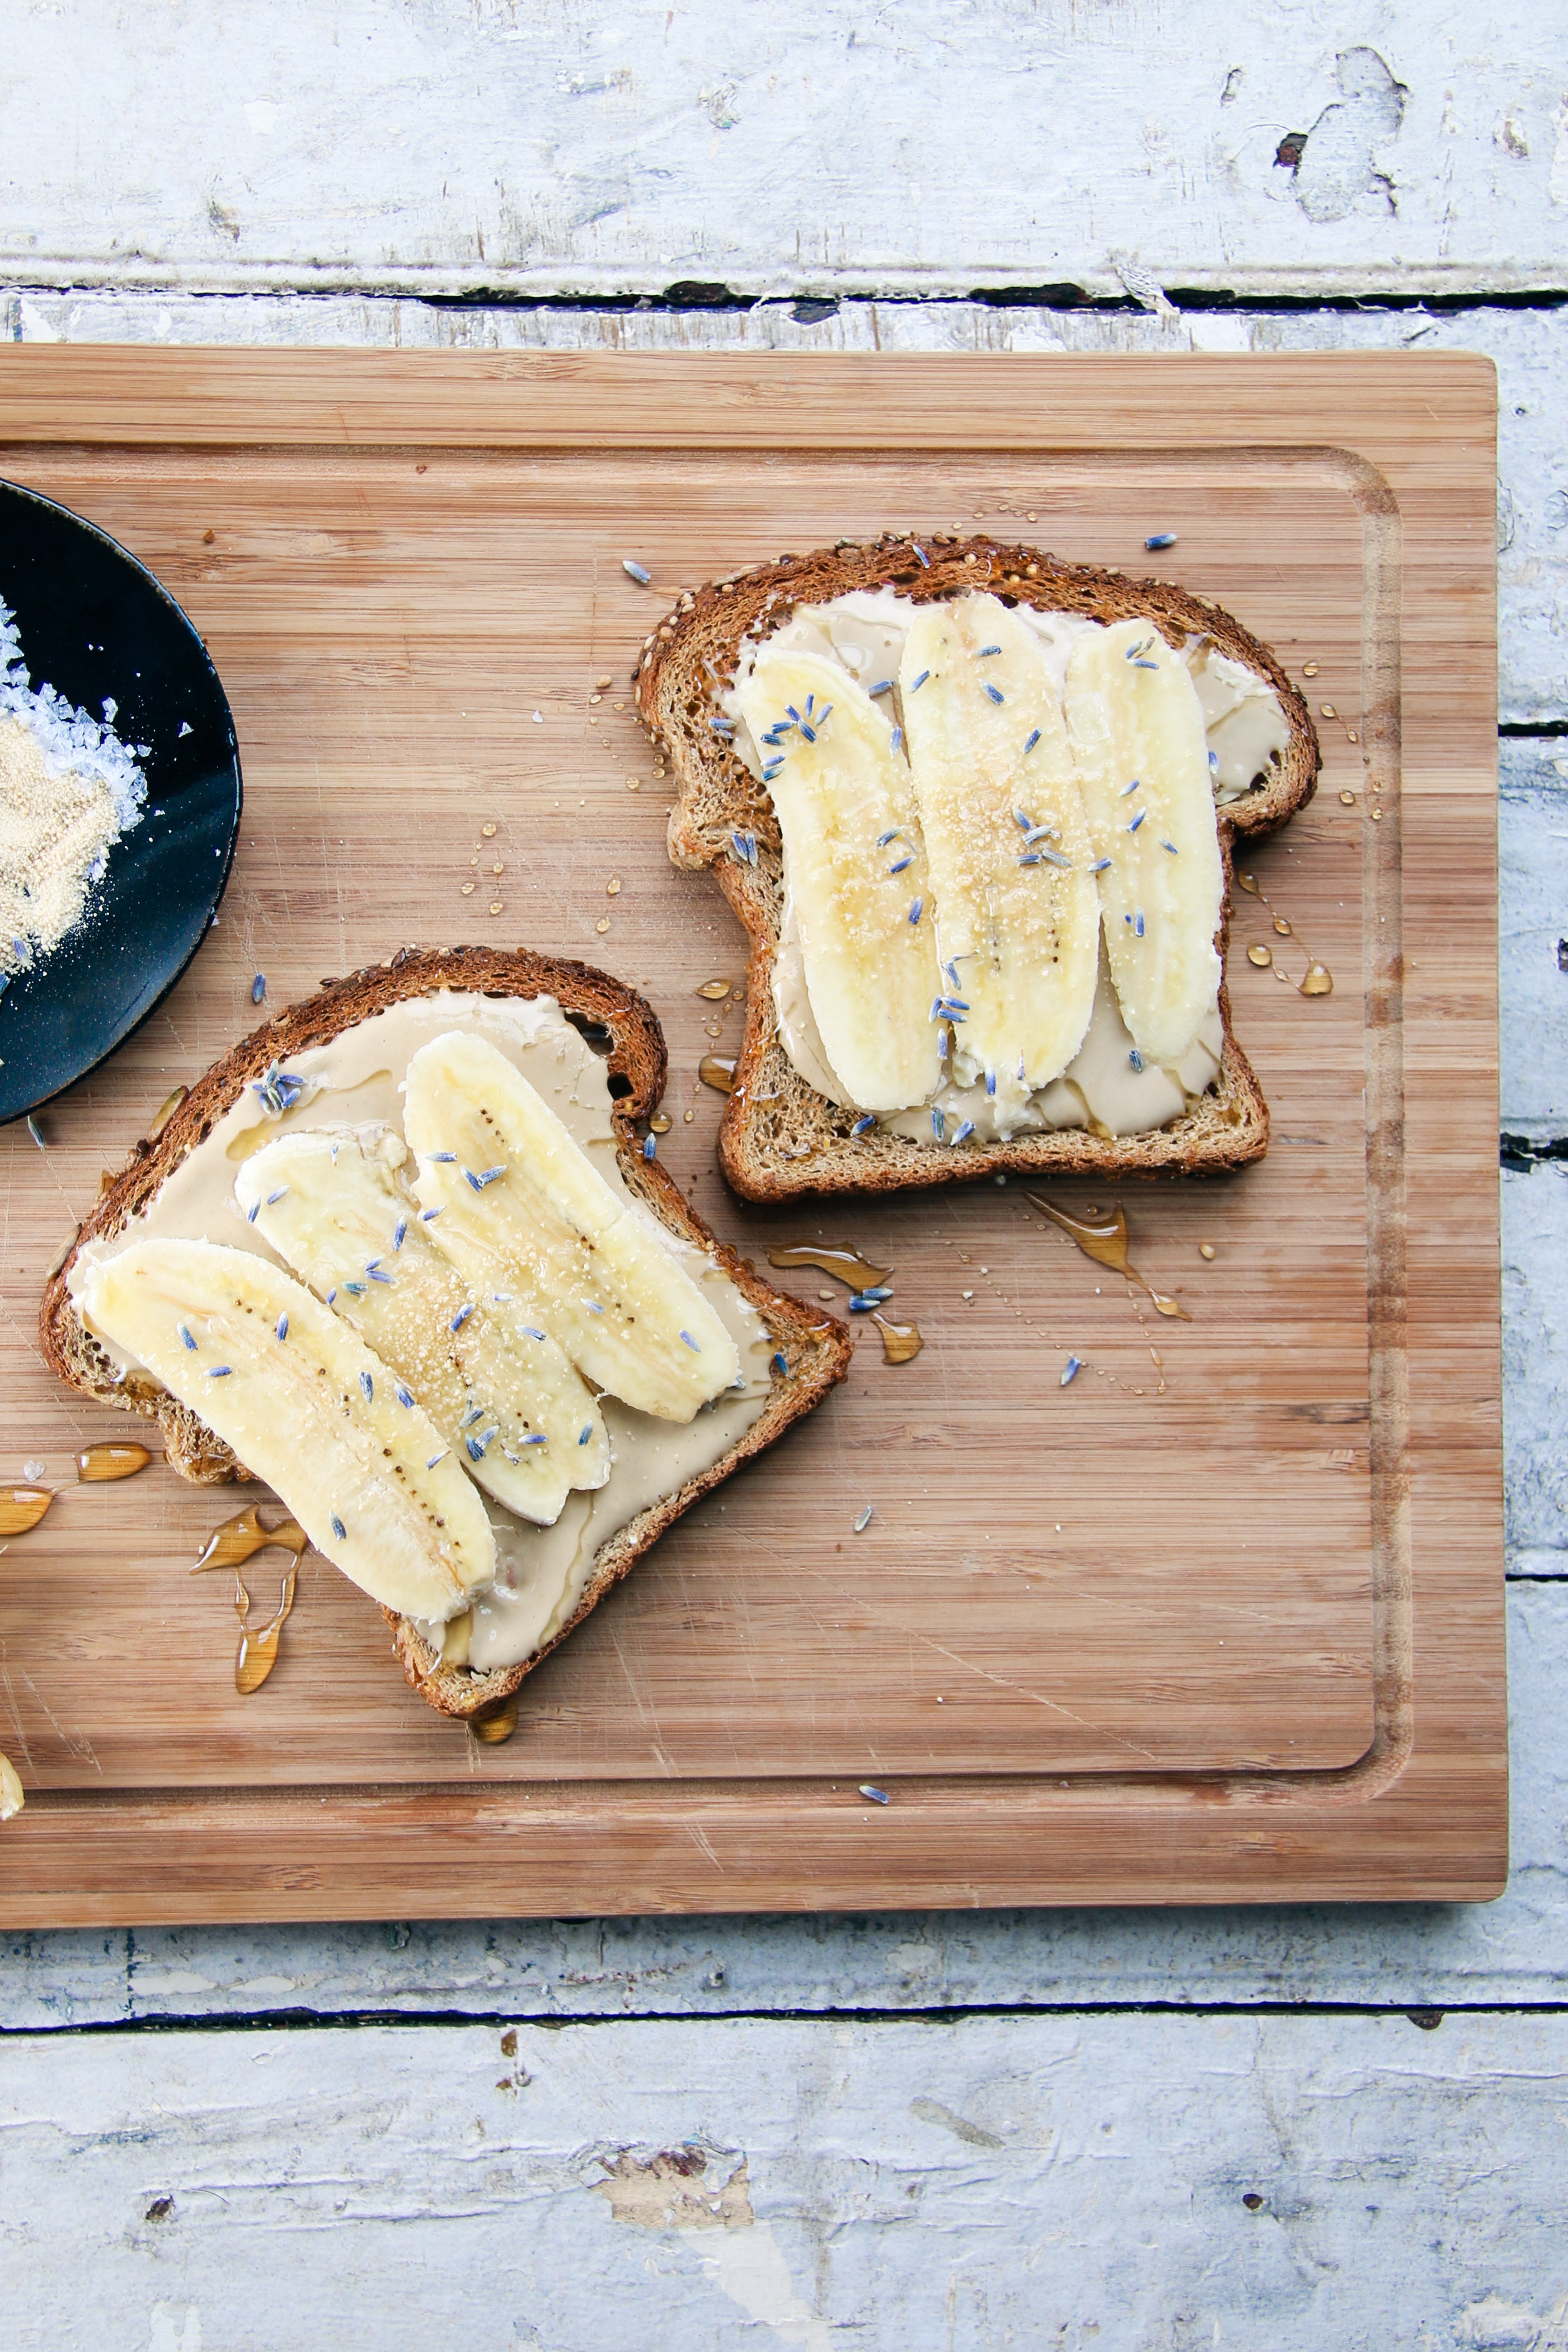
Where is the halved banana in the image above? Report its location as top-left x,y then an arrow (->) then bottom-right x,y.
899,592 -> 1101,1125
736,647 -> 941,1111
234,1132 -> 609,1526
403,1032 -> 740,1421
1064,618 -> 1223,1067
77,1238 -> 492,1622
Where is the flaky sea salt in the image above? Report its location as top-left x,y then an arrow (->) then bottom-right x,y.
0,600 -> 148,985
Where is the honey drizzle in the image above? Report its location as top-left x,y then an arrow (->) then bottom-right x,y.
0,1487 -> 53,1536
472,1698 -> 520,1744
191,1503 -> 311,1694
870,1313 -> 923,1364
1023,1196 -> 1191,1321
767,1243 -> 894,1288
76,1442 -> 151,1483
1235,871 -> 1333,997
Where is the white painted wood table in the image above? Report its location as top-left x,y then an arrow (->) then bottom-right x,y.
3,6 -> 1567,2344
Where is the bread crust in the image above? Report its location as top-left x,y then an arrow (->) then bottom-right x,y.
39,946 -> 851,1721
635,534 -> 1320,1203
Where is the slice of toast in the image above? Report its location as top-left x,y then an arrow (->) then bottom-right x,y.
635,534 -> 1321,1203
39,945 -> 851,1721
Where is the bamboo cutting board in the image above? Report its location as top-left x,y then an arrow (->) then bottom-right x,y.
0,351 -> 1503,1921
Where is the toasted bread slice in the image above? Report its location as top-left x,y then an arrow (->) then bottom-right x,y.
39,946 -> 851,1721
635,535 -> 1320,1203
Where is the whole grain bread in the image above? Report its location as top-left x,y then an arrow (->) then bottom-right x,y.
39,946 -> 851,1721
635,534 -> 1321,1203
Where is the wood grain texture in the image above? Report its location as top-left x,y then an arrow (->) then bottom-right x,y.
1,1 -> 1562,300
9,294 -> 1561,730
0,349 -> 1501,1918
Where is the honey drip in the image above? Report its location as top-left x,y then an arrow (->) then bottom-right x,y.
698,1055 -> 736,1093
767,1243 -> 894,1289
870,1312 -> 923,1364
76,1442 -> 151,1483
1236,871 -> 1334,999
1024,1195 -> 1192,1321
191,1503 -> 310,1694
696,978 -> 733,1001
0,1486 -> 53,1536
473,1698 -> 520,1744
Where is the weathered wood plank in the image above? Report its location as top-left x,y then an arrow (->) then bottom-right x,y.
3,1579 -> 1561,2026
3,3 -> 1565,300
10,292 -> 1562,725
4,2008 -> 1566,2350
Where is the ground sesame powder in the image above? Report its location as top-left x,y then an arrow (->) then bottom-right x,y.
0,600 -> 147,987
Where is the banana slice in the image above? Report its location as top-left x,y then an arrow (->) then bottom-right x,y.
899,592 -> 1100,1124
234,1133 -> 609,1526
736,647 -> 941,1111
1064,618 -> 1223,1067
403,1032 -> 741,1421
77,1238 -> 492,1622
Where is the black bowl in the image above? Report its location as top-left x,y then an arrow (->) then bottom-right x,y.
0,479 -> 241,1125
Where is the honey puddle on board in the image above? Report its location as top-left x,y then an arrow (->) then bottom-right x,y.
1024,1195 -> 1192,1321
698,1055 -> 736,1093
1236,870 -> 1333,997
767,1243 -> 894,1289
192,1502 -> 310,1694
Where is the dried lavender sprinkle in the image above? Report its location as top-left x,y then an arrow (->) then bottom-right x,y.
275,1313 -> 288,1341
853,1505 -> 874,1532
1061,1355 -> 1083,1386
251,974 -> 266,1004
622,558 -> 651,583
859,1783 -> 891,1804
